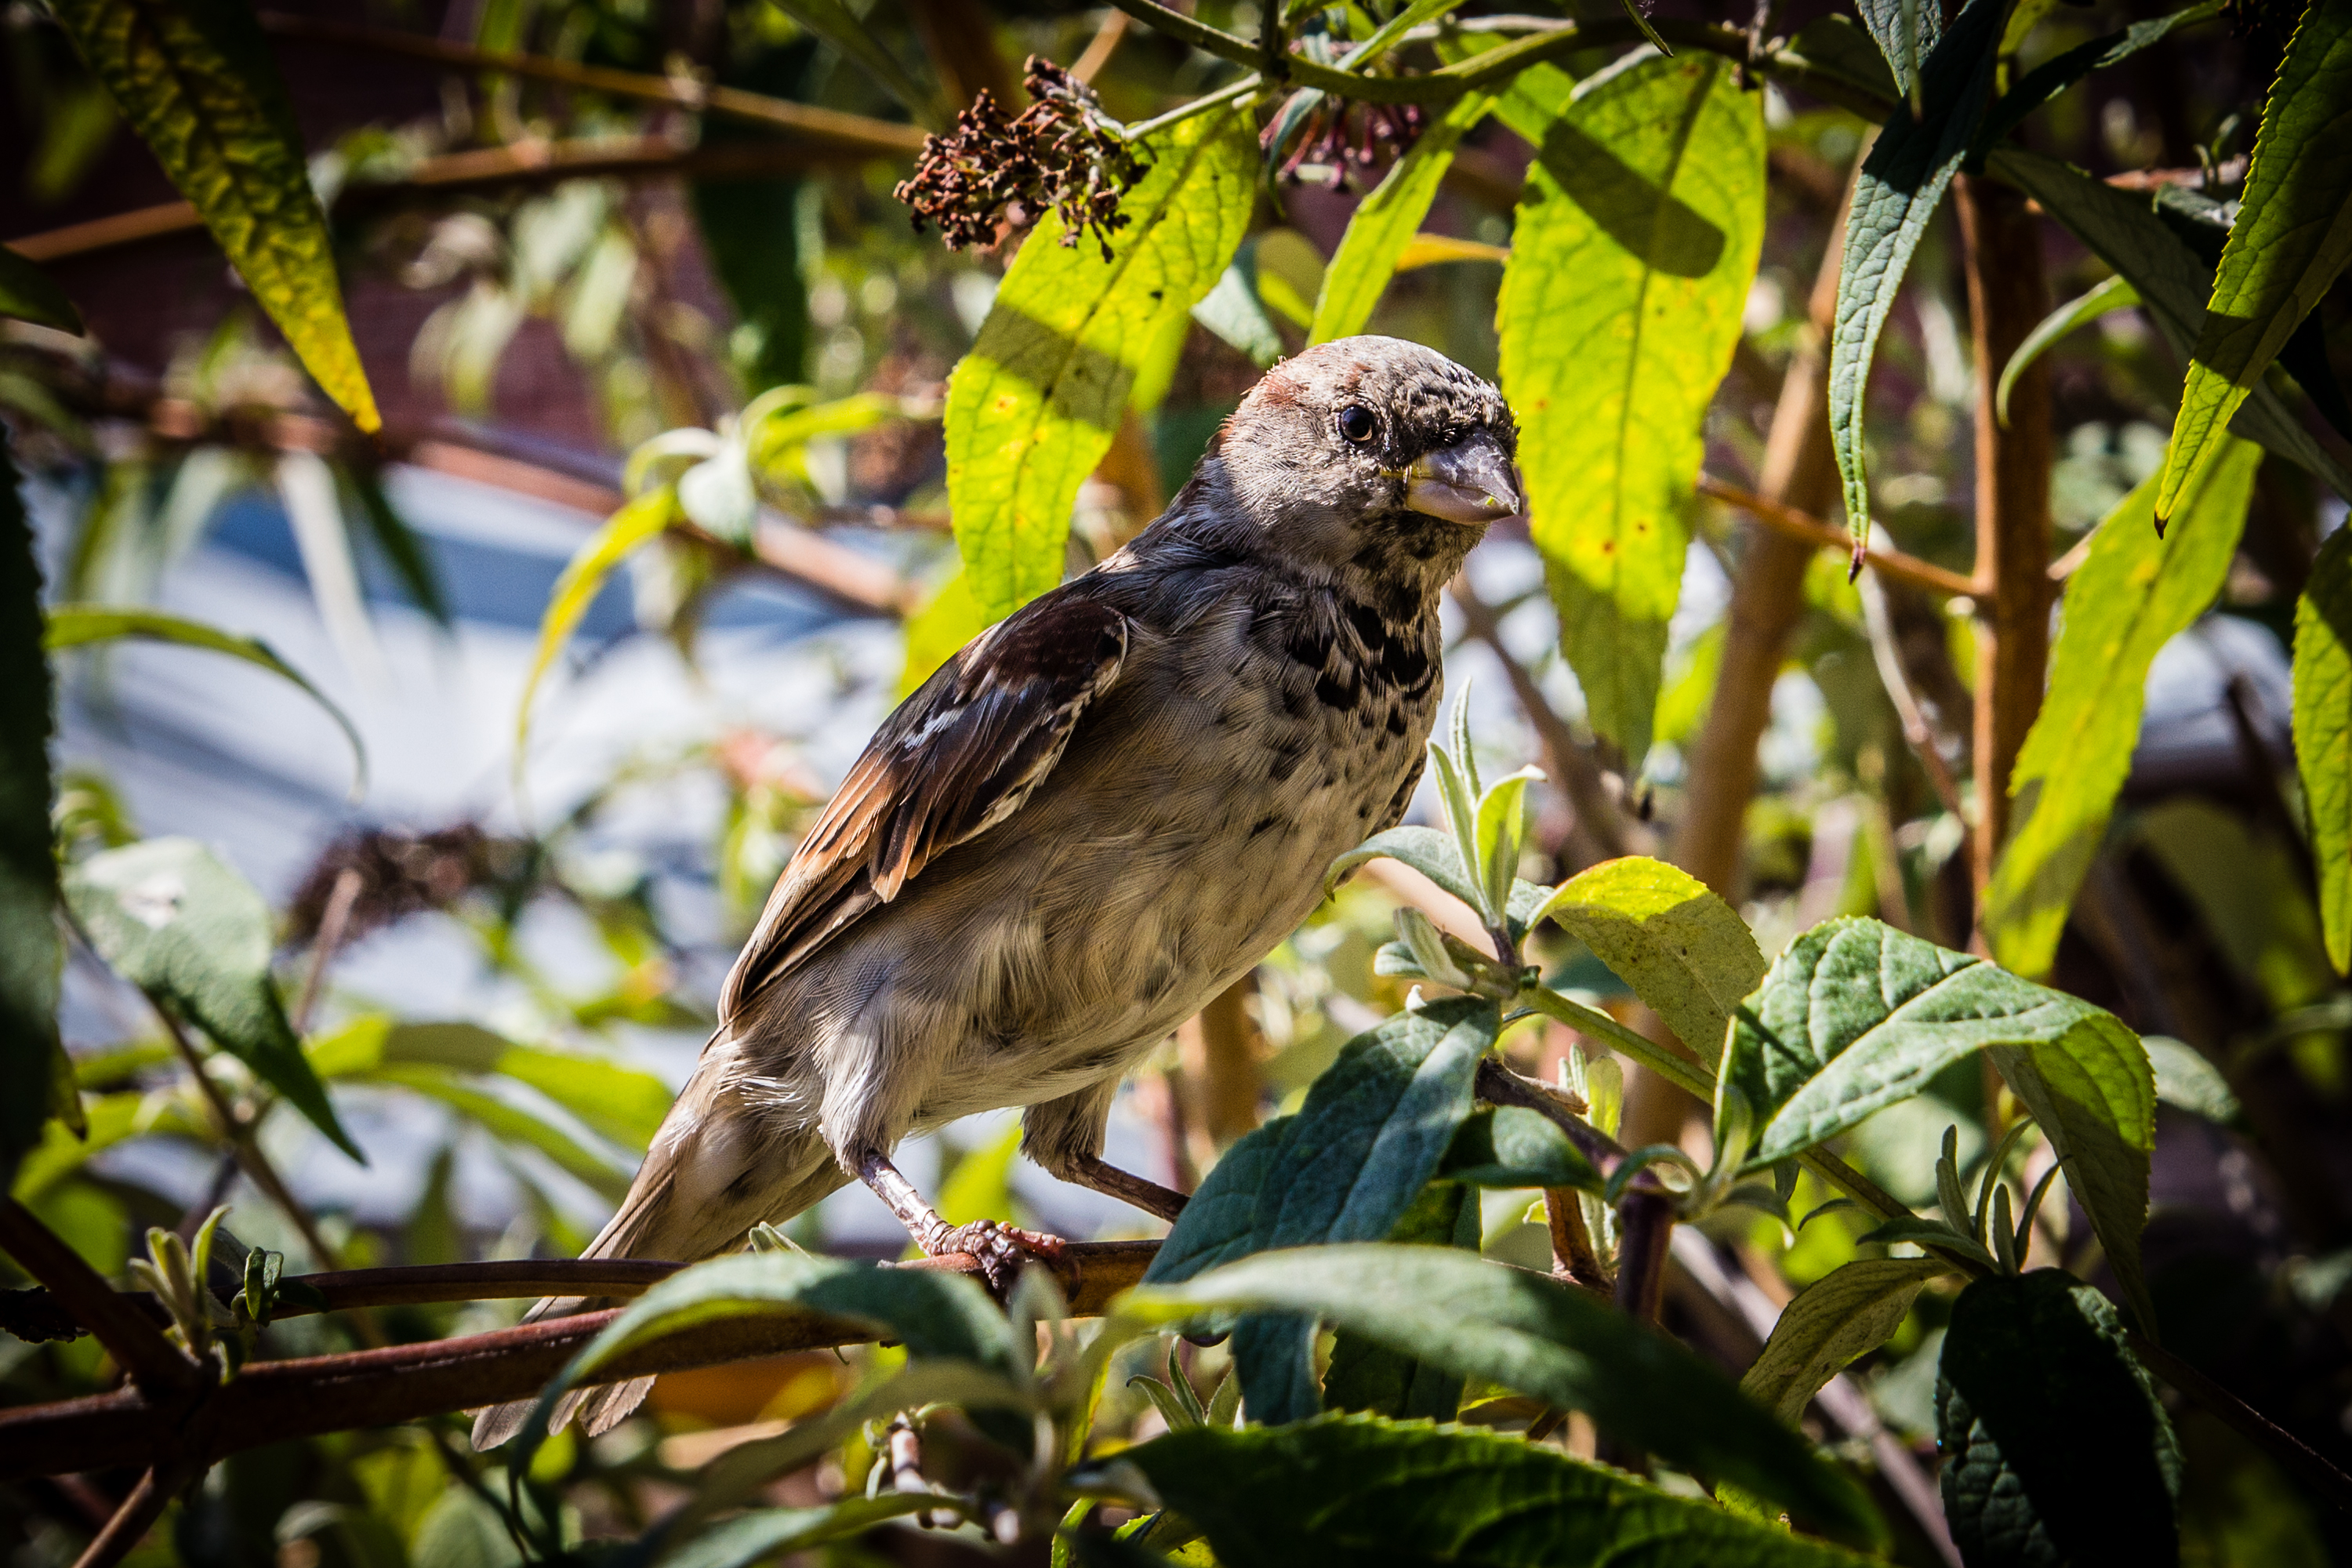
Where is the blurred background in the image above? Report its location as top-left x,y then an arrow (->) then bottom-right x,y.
4,0 -> 2350,1563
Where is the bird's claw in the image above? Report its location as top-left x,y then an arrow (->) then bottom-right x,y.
931,1219 -> 1066,1295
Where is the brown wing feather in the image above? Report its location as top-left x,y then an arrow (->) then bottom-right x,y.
718,594 -> 1130,1022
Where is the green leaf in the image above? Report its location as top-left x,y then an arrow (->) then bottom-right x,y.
0,435 -> 58,1189
11,1088 -> 208,1204
1784,16 -> 1900,105
1828,0 -> 2006,548
2296,524 -> 2352,971
310,1016 -> 671,1152
516,487 -> 677,760
1327,826 -> 1551,940
695,174 -> 808,394
0,247 -> 83,335
45,604 -> 366,795
1322,1178 -> 1479,1422
1976,2 -> 2224,156
1120,1247 -> 1882,1546
1189,262 -> 1283,368
946,104 -> 1258,622
659,1497 -> 942,1568
1497,52 -> 1765,764
2158,0 -> 2352,519
1123,1414 -> 1876,1567
1854,0 -> 1942,98
2144,1036 -> 2243,1127
1992,147 -> 2352,503
1740,1258 -> 1946,1427
1526,855 -> 1766,1066
49,0 -> 379,431
517,1251 -> 1023,1467
1308,90 -> 1495,344
767,0 -> 938,128
64,837 -> 361,1161
342,465 -> 452,629
1438,1105 -> 1602,1192
1144,998 -> 1499,1287
1937,1271 -> 2181,1566
1984,437 -> 2263,978
1719,918 -> 2158,1331
1996,274 -> 2140,428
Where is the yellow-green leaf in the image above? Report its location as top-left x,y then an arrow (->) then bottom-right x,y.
2296,524 -> 2352,973
1308,90 -> 1495,345
45,603 -> 366,796
898,568 -> 988,699
0,247 -> 83,335
1527,855 -> 1766,1066
50,0 -> 379,431
2158,0 -> 2352,518
1985,436 -> 2262,978
945,104 -> 1258,622
1741,1257 -> 1946,1426
1497,52 -> 1765,764
516,487 -> 677,760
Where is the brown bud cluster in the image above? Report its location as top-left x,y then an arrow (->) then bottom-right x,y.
285,822 -> 526,949
895,56 -> 1149,262
1262,87 -> 1428,191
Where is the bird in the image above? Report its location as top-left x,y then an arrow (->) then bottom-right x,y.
472,335 -> 1519,1447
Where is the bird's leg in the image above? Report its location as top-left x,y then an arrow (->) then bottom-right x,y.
849,1144 -> 1065,1294
1063,1152 -> 1189,1224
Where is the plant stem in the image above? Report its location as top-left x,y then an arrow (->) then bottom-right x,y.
1697,477 -> 1976,600
1612,1189 -> 1675,1324
0,1200 -> 196,1393
2125,1331 -> 2352,1517
1955,172 -> 2055,909
67,1461 -> 197,1568
255,14 -> 927,154
292,866 -> 362,1036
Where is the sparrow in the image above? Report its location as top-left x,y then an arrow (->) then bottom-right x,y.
473,336 -> 1519,1446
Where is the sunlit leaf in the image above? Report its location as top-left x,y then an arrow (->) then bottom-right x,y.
49,0 -> 379,430
1497,52 -> 1764,763
946,104 -> 1258,621
1828,0 -> 2005,550
0,248 -> 82,335
2144,1036 -> 2243,1127
277,450 -> 387,689
516,487 -> 677,761
1308,90 -> 1496,344
1740,1257 -> 1946,1427
0,437 -> 58,1187
898,568 -> 989,699
45,604 -> 367,796
10,1089 -> 208,1204
1527,855 -> 1766,1065
1996,274 -> 2141,429
310,1016 -> 671,1152
2296,524 -> 2352,972
1720,918 -> 2158,1333
1993,147 -> 2352,502
2158,0 -> 2352,519
64,837 -> 362,1161
1121,1247 -> 1883,1546
1985,437 -> 2262,978
1938,1271 -> 2181,1566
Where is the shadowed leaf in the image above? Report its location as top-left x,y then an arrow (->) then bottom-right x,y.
2296,525 -> 2352,971
0,437 -> 58,1187
1742,1257 -> 1946,1426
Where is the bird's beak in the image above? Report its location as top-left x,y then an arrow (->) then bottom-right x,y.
1403,434 -> 1522,526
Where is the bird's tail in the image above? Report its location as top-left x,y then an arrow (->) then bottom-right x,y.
470,1086 -> 845,1450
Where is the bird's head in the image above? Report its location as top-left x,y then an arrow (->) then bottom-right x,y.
1171,336 -> 1519,595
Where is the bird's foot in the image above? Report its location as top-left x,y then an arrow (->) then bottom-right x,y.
928,1220 -> 1066,1295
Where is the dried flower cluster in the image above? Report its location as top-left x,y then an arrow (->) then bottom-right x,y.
895,56 -> 1149,262
285,822 -> 526,948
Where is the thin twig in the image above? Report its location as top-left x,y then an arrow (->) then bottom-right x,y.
1475,1058 -> 1622,1174
2128,1330 -> 2352,1517
1857,569 -> 1969,823
1071,10 -> 1131,84
0,1202 -> 196,1394
1697,476 -> 1978,599
68,1461 -> 197,1568
1447,579 -> 1633,865
292,866 -> 362,1036
256,14 -> 927,154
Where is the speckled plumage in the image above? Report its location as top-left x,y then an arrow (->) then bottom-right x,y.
473,336 -> 1516,1448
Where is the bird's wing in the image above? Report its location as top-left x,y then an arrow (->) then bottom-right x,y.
718,593 -> 1131,1022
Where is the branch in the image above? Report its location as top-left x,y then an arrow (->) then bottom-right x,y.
2128,1330 -> 2352,1518
0,1242 -> 1158,1482
0,1201 -> 196,1395
9,136 -> 868,266
68,1461 -> 199,1568
256,15 -> 927,156
1697,475 -> 1977,599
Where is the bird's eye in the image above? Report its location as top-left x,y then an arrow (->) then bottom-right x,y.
1338,405 -> 1377,445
